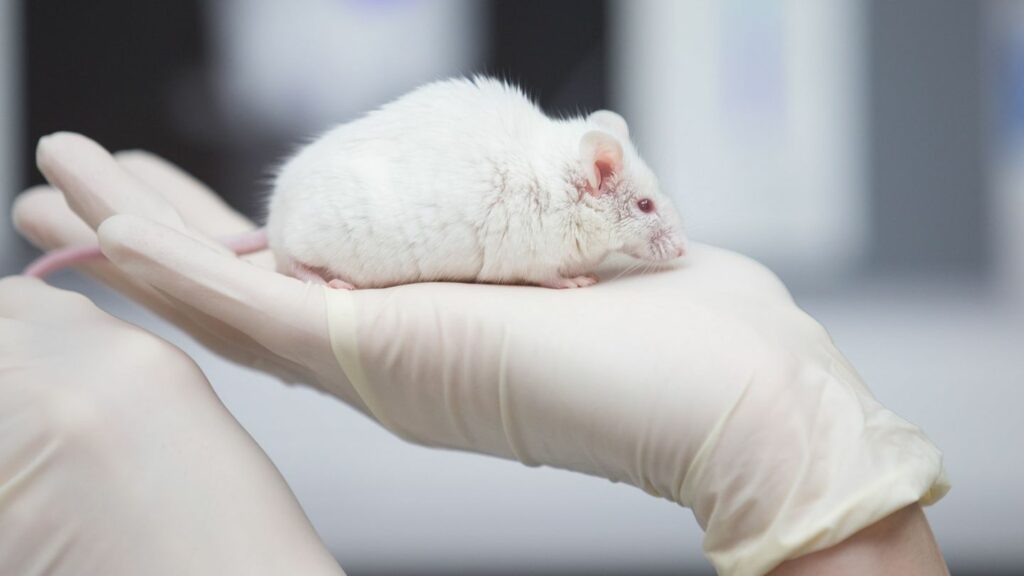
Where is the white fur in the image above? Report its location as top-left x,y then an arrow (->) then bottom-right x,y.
267,76 -> 686,288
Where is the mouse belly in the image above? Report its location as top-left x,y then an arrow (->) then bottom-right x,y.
268,199 -> 608,289
276,249 -> 597,289
269,221 -> 491,289
270,224 -> 595,289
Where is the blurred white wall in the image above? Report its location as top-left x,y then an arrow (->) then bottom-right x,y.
207,0 -> 483,139
611,0 -> 866,286
0,0 -> 21,269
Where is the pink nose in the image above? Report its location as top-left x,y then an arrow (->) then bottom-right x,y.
675,244 -> 686,258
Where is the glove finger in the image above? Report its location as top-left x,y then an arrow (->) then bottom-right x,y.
13,186 -> 185,307
35,132 -> 186,232
97,214 -> 333,375
12,186 -> 98,249
113,150 -> 256,237
12,185 -> 294,377
11,188 -> 299,381
113,150 -> 277,270
11,187 -> 261,356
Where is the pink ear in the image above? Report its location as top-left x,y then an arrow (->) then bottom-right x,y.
587,110 -> 629,140
579,130 -> 624,195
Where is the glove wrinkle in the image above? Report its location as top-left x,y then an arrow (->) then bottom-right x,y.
324,289 -> 387,429
496,325 -> 539,467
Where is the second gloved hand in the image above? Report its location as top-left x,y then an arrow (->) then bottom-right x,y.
0,276 -> 343,576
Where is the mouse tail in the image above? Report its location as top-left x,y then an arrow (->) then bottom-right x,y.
23,226 -> 270,279
23,245 -> 105,279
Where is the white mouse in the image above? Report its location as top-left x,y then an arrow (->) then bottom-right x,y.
267,75 -> 687,289
26,76 -> 687,289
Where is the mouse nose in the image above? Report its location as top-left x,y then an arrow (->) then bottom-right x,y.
675,235 -> 690,258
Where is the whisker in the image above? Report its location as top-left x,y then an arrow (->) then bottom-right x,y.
611,261 -> 642,282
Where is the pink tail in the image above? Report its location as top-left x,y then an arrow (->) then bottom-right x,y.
23,227 -> 269,279
23,245 -> 105,279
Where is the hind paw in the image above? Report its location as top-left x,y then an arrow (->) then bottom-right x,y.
541,274 -> 598,289
290,261 -> 356,289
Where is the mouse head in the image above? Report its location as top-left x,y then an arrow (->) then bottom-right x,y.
578,110 -> 687,262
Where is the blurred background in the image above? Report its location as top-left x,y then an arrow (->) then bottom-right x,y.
1,0 -> 1022,573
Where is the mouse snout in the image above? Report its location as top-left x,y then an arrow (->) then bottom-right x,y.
665,237 -> 687,260
635,228 -> 687,262
673,235 -> 688,258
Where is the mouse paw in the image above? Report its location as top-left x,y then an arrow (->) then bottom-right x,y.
291,261 -> 356,289
542,274 -> 599,289
291,261 -> 329,285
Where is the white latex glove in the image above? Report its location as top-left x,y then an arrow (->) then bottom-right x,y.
14,133 -> 949,575
0,276 -> 345,576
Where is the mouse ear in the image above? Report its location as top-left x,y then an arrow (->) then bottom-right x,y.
587,110 -> 629,140
580,130 -> 624,194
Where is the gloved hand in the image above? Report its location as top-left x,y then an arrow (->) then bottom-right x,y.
14,133 -> 949,576
0,276 -> 345,576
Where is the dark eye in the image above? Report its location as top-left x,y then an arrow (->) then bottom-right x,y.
637,198 -> 655,213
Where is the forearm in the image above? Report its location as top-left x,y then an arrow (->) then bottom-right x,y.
769,504 -> 948,576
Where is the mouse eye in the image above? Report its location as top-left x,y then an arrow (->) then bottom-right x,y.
637,198 -> 655,213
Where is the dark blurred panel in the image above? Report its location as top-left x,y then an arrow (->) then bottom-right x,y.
20,0 -> 609,220
21,0 -> 223,205
488,0 -> 608,115
867,0 -> 988,275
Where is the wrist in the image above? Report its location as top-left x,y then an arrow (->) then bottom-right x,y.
769,504 -> 948,576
